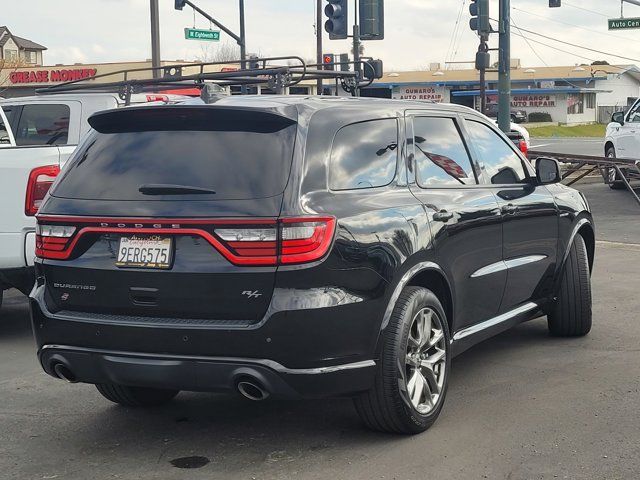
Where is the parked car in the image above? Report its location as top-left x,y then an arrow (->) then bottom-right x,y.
605,98 -> 640,189
0,93 -> 186,308
485,104 -> 528,123
30,97 -> 595,434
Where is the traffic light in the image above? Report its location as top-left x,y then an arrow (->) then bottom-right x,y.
549,0 -> 561,6
175,0 -> 187,10
469,0 -> 490,36
339,53 -> 350,72
359,0 -> 384,40
325,0 -> 349,40
364,59 -> 384,79
323,53 -> 335,71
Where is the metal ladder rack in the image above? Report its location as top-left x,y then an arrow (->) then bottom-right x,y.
35,56 -> 377,104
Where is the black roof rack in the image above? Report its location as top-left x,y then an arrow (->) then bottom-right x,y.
35,56 -> 376,104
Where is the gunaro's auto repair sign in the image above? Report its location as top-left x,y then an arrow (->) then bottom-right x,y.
9,68 -> 97,85
511,94 -> 556,108
393,86 -> 446,102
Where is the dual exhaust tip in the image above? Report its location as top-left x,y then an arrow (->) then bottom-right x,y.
52,363 -> 78,383
236,378 -> 270,401
51,362 -> 271,401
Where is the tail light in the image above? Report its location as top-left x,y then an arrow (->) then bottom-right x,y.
25,165 -> 60,216
34,216 -> 336,266
518,139 -> 528,157
214,217 -> 336,266
35,224 -> 76,259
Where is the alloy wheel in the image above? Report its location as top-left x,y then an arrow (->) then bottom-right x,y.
405,307 -> 447,414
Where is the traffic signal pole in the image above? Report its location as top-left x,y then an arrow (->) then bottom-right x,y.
150,0 -> 161,79
317,0 -> 323,94
498,0 -> 511,133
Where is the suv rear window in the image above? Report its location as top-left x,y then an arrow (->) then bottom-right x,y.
52,107 -> 297,201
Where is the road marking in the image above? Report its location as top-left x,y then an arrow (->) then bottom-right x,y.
531,143 -> 551,148
596,240 -> 640,251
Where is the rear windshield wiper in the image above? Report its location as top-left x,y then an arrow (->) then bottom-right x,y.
138,184 -> 216,195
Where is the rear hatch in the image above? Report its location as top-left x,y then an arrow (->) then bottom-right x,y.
36,104 -> 298,323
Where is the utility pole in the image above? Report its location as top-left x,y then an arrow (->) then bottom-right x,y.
150,0 -> 161,79
353,0 -> 361,97
498,0 -> 511,133
239,0 -> 247,93
317,0 -> 323,94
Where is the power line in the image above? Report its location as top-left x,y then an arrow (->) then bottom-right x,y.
563,1 -> 610,18
512,6 -> 640,44
513,25 -> 640,63
510,16 -> 583,89
445,0 -> 466,66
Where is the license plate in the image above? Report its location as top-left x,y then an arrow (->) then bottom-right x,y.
116,236 -> 173,269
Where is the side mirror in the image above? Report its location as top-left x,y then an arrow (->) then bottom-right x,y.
612,111 -> 625,125
535,157 -> 562,185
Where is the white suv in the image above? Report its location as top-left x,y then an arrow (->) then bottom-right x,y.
605,98 -> 640,189
0,93 -> 186,307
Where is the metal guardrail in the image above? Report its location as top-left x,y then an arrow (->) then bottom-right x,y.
530,150 -> 640,208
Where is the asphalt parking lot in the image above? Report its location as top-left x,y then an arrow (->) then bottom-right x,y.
1,182 -> 639,480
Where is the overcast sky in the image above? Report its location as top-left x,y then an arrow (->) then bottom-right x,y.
5,0 -> 640,70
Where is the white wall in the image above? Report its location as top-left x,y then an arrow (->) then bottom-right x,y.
595,73 -> 640,108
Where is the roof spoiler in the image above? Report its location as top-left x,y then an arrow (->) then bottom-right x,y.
88,105 -> 298,134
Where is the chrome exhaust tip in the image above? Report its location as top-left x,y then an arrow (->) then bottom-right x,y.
237,379 -> 270,401
53,363 -> 77,383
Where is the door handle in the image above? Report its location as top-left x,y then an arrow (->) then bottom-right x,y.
433,210 -> 454,222
501,204 -> 519,215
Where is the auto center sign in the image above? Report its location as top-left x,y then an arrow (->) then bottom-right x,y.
9,68 -> 97,85
511,94 -> 556,108
393,86 -> 446,102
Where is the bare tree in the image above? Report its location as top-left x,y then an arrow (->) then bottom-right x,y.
195,41 -> 241,63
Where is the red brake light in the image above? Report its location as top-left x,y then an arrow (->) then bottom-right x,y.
145,94 -> 169,102
34,216 -> 337,266
215,217 -> 336,266
26,165 -> 60,216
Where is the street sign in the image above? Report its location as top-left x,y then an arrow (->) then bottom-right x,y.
608,17 -> 640,30
184,28 -> 221,41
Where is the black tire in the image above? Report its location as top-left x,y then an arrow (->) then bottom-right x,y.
510,114 -> 517,123
354,286 -> 451,434
95,383 -> 179,407
547,233 -> 592,337
606,147 -> 626,190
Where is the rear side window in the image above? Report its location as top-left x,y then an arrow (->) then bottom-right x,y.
0,108 -> 11,145
52,107 -> 297,201
15,104 -> 70,146
329,118 -> 398,190
412,117 -> 477,187
466,120 -> 529,185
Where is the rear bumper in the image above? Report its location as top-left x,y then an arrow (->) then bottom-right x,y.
39,345 -> 376,398
30,283 -> 382,397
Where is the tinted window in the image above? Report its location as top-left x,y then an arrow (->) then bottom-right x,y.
14,104 -> 70,146
412,117 -> 476,187
466,120 -> 528,185
52,110 -> 297,201
330,119 -> 398,190
0,108 -> 11,145
627,101 -> 640,123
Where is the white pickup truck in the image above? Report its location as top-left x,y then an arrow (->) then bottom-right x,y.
605,97 -> 640,189
0,92 -> 185,307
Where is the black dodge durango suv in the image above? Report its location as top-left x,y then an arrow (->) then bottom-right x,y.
30,97 -> 594,434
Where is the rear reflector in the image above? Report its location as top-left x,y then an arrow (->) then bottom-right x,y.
25,165 -> 60,216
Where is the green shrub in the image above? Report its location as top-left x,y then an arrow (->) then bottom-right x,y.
528,112 -> 553,123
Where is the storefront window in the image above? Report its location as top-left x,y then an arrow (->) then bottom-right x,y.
567,94 -> 584,115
